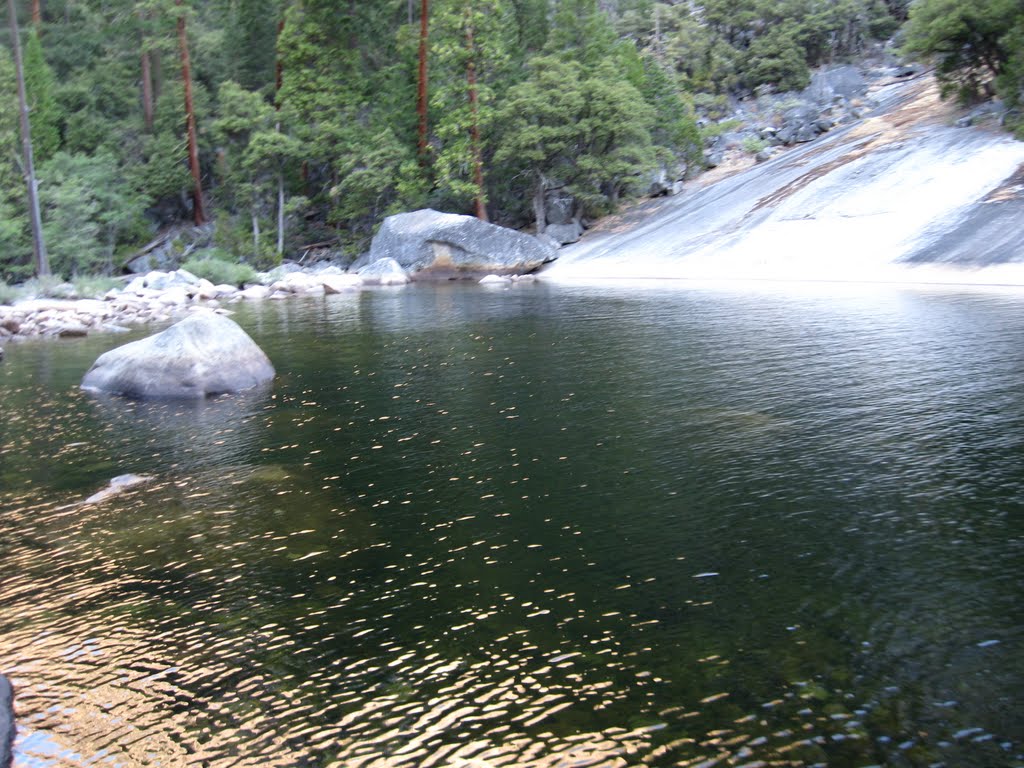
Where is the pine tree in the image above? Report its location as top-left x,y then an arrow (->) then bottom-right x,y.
0,47 -> 29,278
176,0 -> 206,225
417,0 -> 429,159
22,28 -> 60,162
226,0 -> 279,90
431,0 -> 513,219
6,0 -> 49,276
904,0 -> 1023,101
493,55 -> 587,232
546,0 -> 617,65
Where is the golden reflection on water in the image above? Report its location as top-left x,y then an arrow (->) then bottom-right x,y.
2,490 -> 664,768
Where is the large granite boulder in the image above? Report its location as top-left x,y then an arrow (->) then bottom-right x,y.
367,209 -> 557,278
544,191 -> 576,226
0,673 -> 13,768
805,65 -> 866,106
81,311 -> 275,399
545,222 -> 584,245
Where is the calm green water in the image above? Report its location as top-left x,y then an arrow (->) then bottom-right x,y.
1,283 -> 1022,768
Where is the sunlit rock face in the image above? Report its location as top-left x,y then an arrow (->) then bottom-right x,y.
366,208 -> 558,279
543,79 -> 1024,286
81,312 -> 275,399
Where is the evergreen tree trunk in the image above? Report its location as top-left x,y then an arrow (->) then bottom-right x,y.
417,0 -> 429,159
30,0 -> 40,29
177,0 -> 206,226
7,0 -> 50,276
465,15 -> 487,222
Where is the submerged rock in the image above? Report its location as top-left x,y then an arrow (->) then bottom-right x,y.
81,311 -> 275,399
83,473 -> 155,505
367,209 -> 557,279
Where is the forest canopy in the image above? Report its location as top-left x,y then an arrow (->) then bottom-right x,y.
0,0 -> 1020,281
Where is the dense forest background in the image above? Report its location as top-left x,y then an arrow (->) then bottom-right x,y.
1,0 -> 1022,281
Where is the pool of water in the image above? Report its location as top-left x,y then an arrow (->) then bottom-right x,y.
1,282 -> 1022,767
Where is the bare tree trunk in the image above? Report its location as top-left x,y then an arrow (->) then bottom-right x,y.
276,173 -> 284,256
177,0 -> 206,225
533,178 -> 546,235
275,19 -> 285,258
7,0 -> 50,276
30,0 -> 40,29
252,207 -> 260,254
465,14 -> 487,222
416,0 -> 429,159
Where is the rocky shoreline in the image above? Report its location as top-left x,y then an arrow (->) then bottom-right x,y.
0,261 -> 541,350
0,266 -> 362,346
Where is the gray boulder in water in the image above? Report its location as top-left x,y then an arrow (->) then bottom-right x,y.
367,209 -> 557,278
0,674 -> 13,768
81,311 -> 275,398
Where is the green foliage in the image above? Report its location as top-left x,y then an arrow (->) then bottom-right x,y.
181,253 -> 258,286
22,30 -> 61,163
742,135 -> 768,154
997,17 -> 1024,136
0,0 -> 945,276
20,274 -> 73,298
72,275 -> 122,298
508,0 -> 549,53
330,126 -> 427,243
39,152 -> 148,277
903,0 -> 1024,102
494,51 -> 656,222
224,0 -> 280,90
640,53 -> 703,168
745,22 -> 811,92
547,0 -> 618,66
0,50 -> 29,280
700,119 -> 743,141
430,0 -> 514,213
0,281 -> 19,305
132,130 -> 193,203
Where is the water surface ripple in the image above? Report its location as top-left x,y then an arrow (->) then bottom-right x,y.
1,283 -> 1021,767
